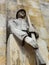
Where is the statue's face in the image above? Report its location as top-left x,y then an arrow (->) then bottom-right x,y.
18,11 -> 26,19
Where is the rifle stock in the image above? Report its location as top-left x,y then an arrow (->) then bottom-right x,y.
27,14 -> 46,65
35,49 -> 46,65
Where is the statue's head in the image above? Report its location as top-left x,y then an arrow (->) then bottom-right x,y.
16,9 -> 26,19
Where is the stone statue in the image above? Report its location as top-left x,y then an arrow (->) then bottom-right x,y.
8,9 -> 46,65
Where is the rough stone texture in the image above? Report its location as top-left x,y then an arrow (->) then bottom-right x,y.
37,38 -> 49,65
39,0 -> 49,50
7,34 -> 36,65
0,0 -> 49,65
0,15 -> 6,65
0,0 -> 6,65
6,0 -> 49,65
7,34 -> 49,65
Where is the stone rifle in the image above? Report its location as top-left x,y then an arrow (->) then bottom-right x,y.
27,15 -> 46,65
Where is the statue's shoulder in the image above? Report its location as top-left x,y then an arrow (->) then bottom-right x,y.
8,19 -> 19,26
8,19 -> 16,23
13,19 -> 21,24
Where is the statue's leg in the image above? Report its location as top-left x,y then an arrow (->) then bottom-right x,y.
7,34 -> 36,65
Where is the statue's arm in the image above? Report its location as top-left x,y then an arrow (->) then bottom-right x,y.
8,20 -> 28,40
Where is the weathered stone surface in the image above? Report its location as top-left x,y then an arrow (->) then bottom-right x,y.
37,38 -> 49,63
0,0 -> 5,4
7,34 -> 36,65
0,14 -> 6,65
6,0 -> 49,65
0,0 -> 49,65
39,27 -> 48,39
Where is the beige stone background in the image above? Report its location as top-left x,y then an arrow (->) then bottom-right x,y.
0,0 -> 49,65
0,0 -> 6,65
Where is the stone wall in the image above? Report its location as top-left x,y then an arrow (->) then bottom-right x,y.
0,0 -> 6,65
0,0 -> 49,65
